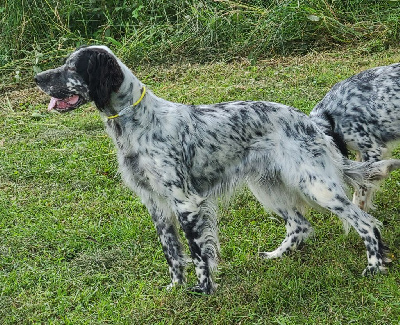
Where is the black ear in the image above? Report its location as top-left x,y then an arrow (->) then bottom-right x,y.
85,49 -> 124,109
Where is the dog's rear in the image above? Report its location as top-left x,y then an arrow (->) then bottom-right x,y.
310,64 -> 400,210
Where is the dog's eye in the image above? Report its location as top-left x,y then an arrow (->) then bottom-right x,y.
67,66 -> 76,72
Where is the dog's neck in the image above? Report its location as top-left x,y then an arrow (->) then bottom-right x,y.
102,59 -> 169,121
107,62 -> 145,114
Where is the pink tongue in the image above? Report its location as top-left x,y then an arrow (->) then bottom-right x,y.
48,97 -> 59,111
47,95 -> 80,111
67,95 -> 79,105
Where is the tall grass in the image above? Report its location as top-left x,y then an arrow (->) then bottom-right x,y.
1,0 -> 400,69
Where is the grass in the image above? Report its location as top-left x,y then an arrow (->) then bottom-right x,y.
1,0 -> 400,69
1,46 -> 400,324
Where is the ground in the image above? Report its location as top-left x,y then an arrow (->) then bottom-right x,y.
0,47 -> 399,324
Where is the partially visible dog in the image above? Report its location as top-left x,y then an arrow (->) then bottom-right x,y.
35,46 -> 400,294
310,64 -> 400,211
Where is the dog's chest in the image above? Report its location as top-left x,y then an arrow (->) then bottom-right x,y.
112,127 -> 179,195
113,148 -> 154,196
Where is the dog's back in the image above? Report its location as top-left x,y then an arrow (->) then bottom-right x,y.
310,63 -> 400,210
310,63 -> 400,158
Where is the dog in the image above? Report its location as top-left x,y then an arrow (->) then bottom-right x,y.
35,46 -> 400,294
310,64 -> 400,211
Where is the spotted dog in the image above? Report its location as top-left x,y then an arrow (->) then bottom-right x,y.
35,46 -> 400,294
310,64 -> 400,211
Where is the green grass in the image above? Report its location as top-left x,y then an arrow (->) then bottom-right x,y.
1,47 -> 400,324
2,0 -> 400,95
1,0 -> 400,69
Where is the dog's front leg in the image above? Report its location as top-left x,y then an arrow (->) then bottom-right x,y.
147,200 -> 188,290
173,194 -> 219,294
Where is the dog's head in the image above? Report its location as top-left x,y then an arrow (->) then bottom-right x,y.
35,46 -> 124,113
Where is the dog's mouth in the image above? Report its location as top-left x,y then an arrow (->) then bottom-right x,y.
47,95 -> 82,112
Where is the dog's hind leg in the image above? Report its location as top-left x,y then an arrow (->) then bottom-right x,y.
172,191 -> 219,294
351,149 -> 379,211
259,208 -> 313,259
248,183 -> 313,259
302,176 -> 391,275
352,184 -> 374,212
324,195 -> 390,275
351,148 -> 400,211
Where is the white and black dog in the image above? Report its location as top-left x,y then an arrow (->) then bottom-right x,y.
310,64 -> 400,211
35,46 -> 400,294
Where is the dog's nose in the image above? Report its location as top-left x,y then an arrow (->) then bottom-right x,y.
34,73 -> 44,84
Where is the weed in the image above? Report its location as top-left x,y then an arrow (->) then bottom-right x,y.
1,0 -> 400,69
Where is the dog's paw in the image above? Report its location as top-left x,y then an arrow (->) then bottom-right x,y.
187,285 -> 209,296
165,281 -> 185,291
166,283 -> 176,291
361,265 -> 388,276
382,246 -> 394,265
259,251 -> 282,259
187,282 -> 217,295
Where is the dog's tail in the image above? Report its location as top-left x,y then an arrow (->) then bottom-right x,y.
340,158 -> 400,233
343,158 -> 400,185
321,111 -> 349,157
310,110 -> 349,157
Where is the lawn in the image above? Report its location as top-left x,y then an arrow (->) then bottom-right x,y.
1,46 -> 400,324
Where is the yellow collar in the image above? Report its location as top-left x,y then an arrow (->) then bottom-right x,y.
108,86 -> 146,119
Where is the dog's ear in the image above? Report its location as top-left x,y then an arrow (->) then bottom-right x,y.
84,49 -> 124,109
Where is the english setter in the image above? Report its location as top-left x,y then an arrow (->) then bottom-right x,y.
35,46 -> 400,294
310,64 -> 400,211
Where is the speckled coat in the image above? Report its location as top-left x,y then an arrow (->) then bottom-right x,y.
35,46 -> 400,294
310,64 -> 400,210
